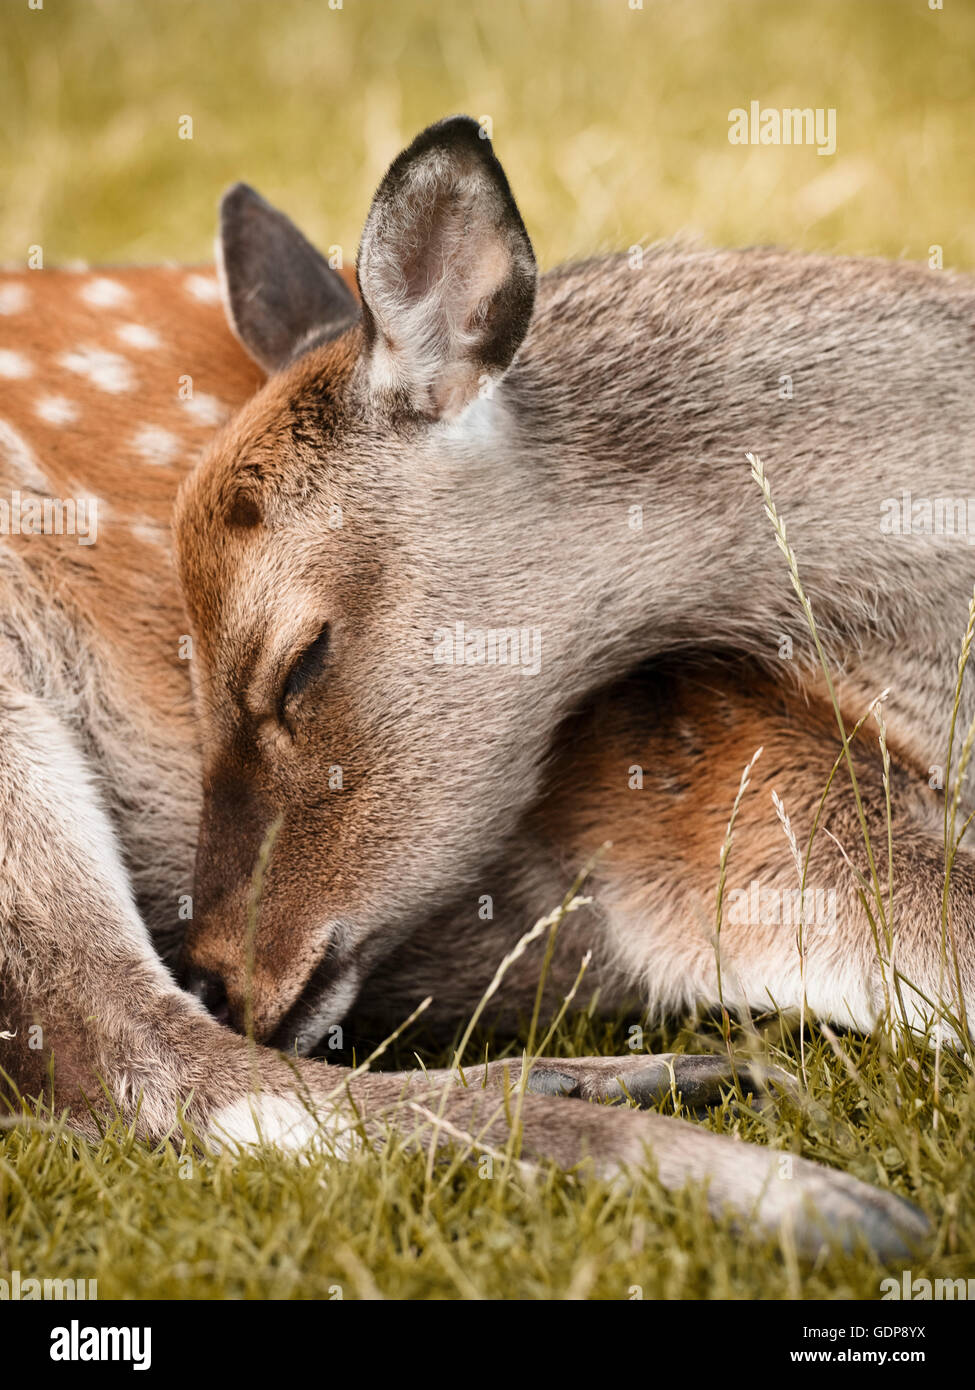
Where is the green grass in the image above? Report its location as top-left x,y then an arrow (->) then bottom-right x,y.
1,0 -> 974,271
3,1014 -> 973,1301
2,0 -> 974,1300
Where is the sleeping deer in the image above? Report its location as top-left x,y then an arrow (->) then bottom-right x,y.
2,114 -> 966,1261
0,257 -> 800,1230
176,115 -> 975,1053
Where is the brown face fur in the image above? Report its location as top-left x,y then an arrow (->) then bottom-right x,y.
176,335 -> 394,1033
175,321 -> 562,1040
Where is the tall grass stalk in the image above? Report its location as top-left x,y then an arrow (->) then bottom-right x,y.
748,453 -> 899,1030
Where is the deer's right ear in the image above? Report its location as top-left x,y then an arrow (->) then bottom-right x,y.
217,183 -> 359,375
356,116 -> 537,421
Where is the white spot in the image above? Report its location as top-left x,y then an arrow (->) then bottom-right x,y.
35,395 -> 80,427
440,391 -> 506,444
185,273 -> 221,304
0,350 -> 32,379
0,284 -> 29,315
208,1094 -> 351,1156
131,521 -> 171,549
79,277 -> 131,308
59,345 -> 134,394
132,424 -> 181,465
0,417 -> 51,492
181,392 -> 230,427
117,322 -> 161,350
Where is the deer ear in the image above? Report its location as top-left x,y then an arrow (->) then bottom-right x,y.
217,183 -> 359,374
355,116 -> 537,421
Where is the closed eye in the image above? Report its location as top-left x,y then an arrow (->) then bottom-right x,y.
281,623 -> 331,716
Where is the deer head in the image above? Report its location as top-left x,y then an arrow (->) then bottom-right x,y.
174,116 -> 577,1048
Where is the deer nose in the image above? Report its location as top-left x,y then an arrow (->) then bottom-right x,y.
182,966 -> 231,1026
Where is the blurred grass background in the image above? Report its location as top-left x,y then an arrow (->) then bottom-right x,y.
1,0 -> 973,271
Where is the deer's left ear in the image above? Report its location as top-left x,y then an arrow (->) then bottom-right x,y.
217,183 -> 359,374
356,115 -> 537,421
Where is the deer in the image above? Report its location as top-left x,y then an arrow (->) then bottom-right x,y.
0,115 -> 956,1262
0,259 -> 784,1212
174,116 -> 975,1050
174,113 -> 975,1241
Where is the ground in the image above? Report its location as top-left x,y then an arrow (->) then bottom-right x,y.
2,1015 -> 973,1299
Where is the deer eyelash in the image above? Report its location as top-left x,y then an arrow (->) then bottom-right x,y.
280,623 -> 331,715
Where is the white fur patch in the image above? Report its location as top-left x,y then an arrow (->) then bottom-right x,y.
117,323 -> 161,350
185,273 -> 221,304
131,521 -> 172,552
59,346 -> 134,394
209,1094 -> 350,1156
180,392 -> 229,427
439,391 -> 505,443
0,417 -> 51,492
129,522 -> 173,561
0,350 -> 32,379
79,277 -> 130,308
0,284 -> 29,315
35,395 -> 80,427
132,424 -> 181,465
4,691 -> 164,966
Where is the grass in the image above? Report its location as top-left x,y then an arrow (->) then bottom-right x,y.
2,1015 -> 973,1301
2,0 -> 974,1300
1,0 -> 974,272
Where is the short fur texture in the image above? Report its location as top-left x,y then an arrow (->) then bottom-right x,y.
1,117 -> 962,1257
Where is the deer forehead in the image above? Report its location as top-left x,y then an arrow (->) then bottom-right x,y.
177,479 -> 314,643
179,339 -> 363,534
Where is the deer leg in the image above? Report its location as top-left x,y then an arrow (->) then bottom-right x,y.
341,1061 -> 928,1260
667,753 -> 975,1038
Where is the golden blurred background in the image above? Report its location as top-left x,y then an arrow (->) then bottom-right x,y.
1,0 -> 973,271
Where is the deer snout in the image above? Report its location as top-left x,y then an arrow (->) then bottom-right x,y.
184,769 -> 362,1045
178,937 -> 251,1033
180,861 -> 342,1043
181,769 -> 292,1035
178,925 -> 314,1041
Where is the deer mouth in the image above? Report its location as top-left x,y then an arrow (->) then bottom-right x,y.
269,936 -> 365,1055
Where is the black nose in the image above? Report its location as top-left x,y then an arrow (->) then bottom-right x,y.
183,967 -> 231,1026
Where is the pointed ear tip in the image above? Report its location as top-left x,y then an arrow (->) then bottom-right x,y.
219,181 -> 263,219
433,113 -> 488,146
440,113 -> 481,132
403,114 -> 489,162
